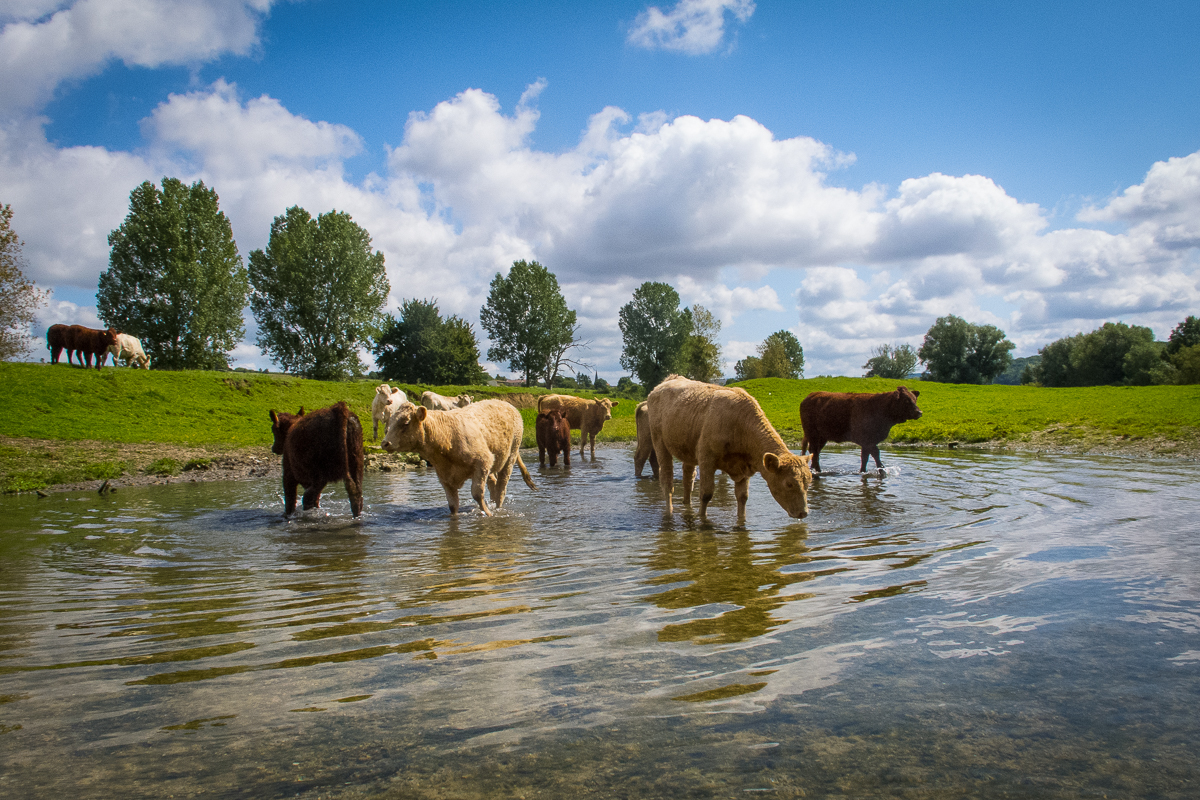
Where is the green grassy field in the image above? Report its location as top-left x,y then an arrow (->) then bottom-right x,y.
2,362 -> 1197,491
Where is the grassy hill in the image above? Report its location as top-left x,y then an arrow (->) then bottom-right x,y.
2,362 -> 1197,491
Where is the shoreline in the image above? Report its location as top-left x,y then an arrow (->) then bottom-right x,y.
4,429 -> 1198,496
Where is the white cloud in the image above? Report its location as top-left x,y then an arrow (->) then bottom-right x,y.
6,78 -> 1200,376
627,0 -> 755,55
0,0 -> 274,113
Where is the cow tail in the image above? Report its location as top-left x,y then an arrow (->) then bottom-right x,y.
342,403 -> 365,487
515,450 -> 536,491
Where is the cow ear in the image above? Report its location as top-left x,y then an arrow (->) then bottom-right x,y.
270,410 -> 278,423
392,388 -> 400,394
763,452 -> 781,473
297,407 -> 305,416
912,390 -> 920,398
416,406 -> 427,421
611,400 -> 619,406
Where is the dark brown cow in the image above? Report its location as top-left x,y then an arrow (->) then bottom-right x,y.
536,409 -> 571,466
799,387 -> 923,473
269,402 -> 365,517
62,325 -> 119,369
46,324 -> 70,363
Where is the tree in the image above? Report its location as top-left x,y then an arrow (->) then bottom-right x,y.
676,304 -> 723,382
760,330 -> 804,379
480,260 -> 579,387
249,206 -> 389,380
98,178 -> 248,370
0,204 -> 47,361
863,343 -> 918,379
618,281 -> 691,390
1030,322 -> 1158,386
372,298 -> 486,384
918,315 -> 1014,384
1166,316 -> 1200,355
734,330 -> 804,381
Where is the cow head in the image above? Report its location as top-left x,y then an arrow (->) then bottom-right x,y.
456,394 -> 473,406
890,386 -> 923,422
762,452 -> 814,519
380,403 -> 427,453
103,328 -> 119,347
592,398 -> 616,421
269,407 -> 305,454
375,384 -> 392,400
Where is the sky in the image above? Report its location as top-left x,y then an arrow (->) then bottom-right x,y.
3,0 -> 1199,379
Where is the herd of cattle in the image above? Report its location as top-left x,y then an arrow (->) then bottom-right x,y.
268,376 -> 924,522
46,324 -> 150,369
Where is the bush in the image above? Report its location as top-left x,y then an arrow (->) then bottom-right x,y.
145,458 -> 181,476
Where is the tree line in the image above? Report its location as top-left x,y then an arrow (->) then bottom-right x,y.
3,178 -> 1197,388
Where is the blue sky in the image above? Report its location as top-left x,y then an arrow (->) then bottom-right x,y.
5,0 -> 1200,378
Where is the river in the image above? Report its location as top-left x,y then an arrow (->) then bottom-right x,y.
1,444 -> 1198,798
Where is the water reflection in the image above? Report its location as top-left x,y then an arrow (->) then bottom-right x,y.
1,446 -> 1199,799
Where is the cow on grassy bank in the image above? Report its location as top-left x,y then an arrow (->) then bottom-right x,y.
269,402 -> 365,517
634,401 -> 658,478
420,391 -> 472,411
371,384 -> 408,440
536,395 -> 619,456
61,325 -> 119,369
108,333 -> 150,369
799,387 -> 923,473
46,324 -> 70,364
536,409 -> 571,466
380,399 -> 535,516
646,375 -> 813,521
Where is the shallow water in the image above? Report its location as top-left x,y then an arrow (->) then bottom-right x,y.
1,444 -> 1199,799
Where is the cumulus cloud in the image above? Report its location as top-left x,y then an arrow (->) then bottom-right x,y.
627,0 -> 755,55
6,75 -> 1200,376
0,0 -> 273,113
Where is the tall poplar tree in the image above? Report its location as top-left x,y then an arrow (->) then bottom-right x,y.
249,206 -> 390,380
98,178 -> 248,370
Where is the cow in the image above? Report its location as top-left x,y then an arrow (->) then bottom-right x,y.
799,387 -> 923,473
420,390 -> 472,411
536,409 -> 571,466
108,333 -> 150,369
64,325 -> 119,369
536,395 -> 619,456
46,324 -> 70,364
268,402 -> 365,517
370,384 -> 408,440
646,375 -> 813,521
380,399 -> 535,516
633,400 -> 659,478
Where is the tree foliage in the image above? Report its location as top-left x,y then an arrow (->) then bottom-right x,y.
863,343 -> 918,379
676,304 -> 723,383
372,298 -> 486,384
98,178 -> 248,370
918,315 -> 1014,384
735,330 -> 804,381
0,204 -> 47,361
1030,321 -> 1162,386
618,282 -> 691,390
480,260 -> 579,387
249,206 -> 389,380
1166,316 -> 1200,355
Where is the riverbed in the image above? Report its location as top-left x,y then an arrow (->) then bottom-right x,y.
1,443 -> 1198,798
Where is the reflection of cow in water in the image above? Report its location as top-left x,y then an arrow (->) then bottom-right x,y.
47,324 -> 119,369
269,402 -> 365,517
799,387 -> 923,473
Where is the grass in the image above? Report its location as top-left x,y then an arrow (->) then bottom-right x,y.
2,362 -> 1197,491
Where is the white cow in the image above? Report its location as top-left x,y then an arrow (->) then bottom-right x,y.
420,390 -> 472,411
370,384 -> 409,441
107,333 -> 150,369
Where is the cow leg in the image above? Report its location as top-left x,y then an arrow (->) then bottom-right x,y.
470,470 -> 492,516
283,473 -> 299,516
869,445 -> 883,471
811,440 -> 825,473
51,346 -> 61,363
562,445 -> 570,466
655,442 -> 675,515
372,419 -> 379,441
302,483 -> 325,510
493,461 -> 514,508
734,478 -> 750,519
589,430 -> 597,457
579,431 -> 587,457
681,463 -> 695,506
698,463 -> 717,519
442,480 -> 461,514
344,476 -> 364,517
